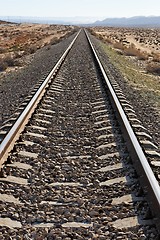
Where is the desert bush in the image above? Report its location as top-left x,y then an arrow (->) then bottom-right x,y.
122,44 -> 148,60
137,52 -> 148,61
14,51 -> 23,59
0,47 -> 6,54
50,37 -> 60,45
4,56 -> 15,67
30,46 -> 37,54
11,45 -> 20,52
146,63 -> 160,75
0,59 -> 8,71
98,34 -> 104,40
0,55 -> 22,71
113,41 -> 125,51
13,59 -> 23,67
46,45 -> 51,51
113,42 -> 148,60
25,45 -> 37,54
123,45 -> 140,56
152,53 -> 160,63
3,33 -> 8,37
88,29 -> 97,37
105,37 -> 113,44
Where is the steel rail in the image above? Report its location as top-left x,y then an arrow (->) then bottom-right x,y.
85,29 -> 160,228
0,29 -> 81,165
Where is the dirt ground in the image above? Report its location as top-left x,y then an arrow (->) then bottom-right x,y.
91,27 -> 160,55
0,23 -> 77,73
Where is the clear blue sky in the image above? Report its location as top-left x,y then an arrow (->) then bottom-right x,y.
0,0 -> 160,18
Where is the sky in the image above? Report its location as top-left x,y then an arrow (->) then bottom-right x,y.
0,0 -> 160,20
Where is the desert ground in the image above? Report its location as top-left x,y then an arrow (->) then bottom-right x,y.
90,27 -> 160,54
89,27 -> 160,75
88,26 -> 160,114
0,23 -> 159,110
0,22 -> 77,73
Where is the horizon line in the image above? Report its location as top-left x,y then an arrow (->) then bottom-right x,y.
1,15 -> 160,18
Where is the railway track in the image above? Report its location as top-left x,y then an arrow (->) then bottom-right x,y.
0,29 -> 160,239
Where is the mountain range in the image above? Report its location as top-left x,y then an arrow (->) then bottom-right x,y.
0,16 -> 101,25
0,16 -> 160,27
93,16 -> 160,27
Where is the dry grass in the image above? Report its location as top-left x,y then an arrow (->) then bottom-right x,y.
124,45 -> 148,60
90,29 -> 154,62
99,42 -> 160,108
112,41 -> 148,60
88,27 -> 160,108
90,26 -> 160,62
91,30 -> 149,61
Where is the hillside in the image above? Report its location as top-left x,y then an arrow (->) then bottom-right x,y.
94,16 -> 160,27
0,20 -> 14,24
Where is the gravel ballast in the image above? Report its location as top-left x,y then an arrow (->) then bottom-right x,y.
0,32 -> 77,126
0,29 -> 159,153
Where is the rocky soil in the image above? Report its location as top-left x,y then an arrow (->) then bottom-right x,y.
91,27 -> 160,54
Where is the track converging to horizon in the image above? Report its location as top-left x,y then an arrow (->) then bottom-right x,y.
0,29 -> 159,239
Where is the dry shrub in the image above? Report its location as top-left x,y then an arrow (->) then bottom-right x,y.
123,44 -> 140,56
27,45 -> 37,54
123,44 -> 148,60
13,56 -> 24,66
105,37 -> 113,44
146,63 -> 160,75
98,34 -> 104,40
50,33 -> 69,45
0,56 -> 15,71
4,56 -> 15,67
0,47 -> 6,54
113,41 -> 125,50
89,29 -> 97,37
0,55 -> 21,71
50,37 -> 60,45
46,45 -> 51,51
14,51 -> 23,59
152,53 -> 160,63
24,45 -> 37,55
137,52 -> 148,61
0,58 -> 8,71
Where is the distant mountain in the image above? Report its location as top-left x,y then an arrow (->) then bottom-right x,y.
0,16 -> 102,25
1,16 -> 159,27
0,19 -> 14,24
0,16 -> 70,25
93,16 -> 160,27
